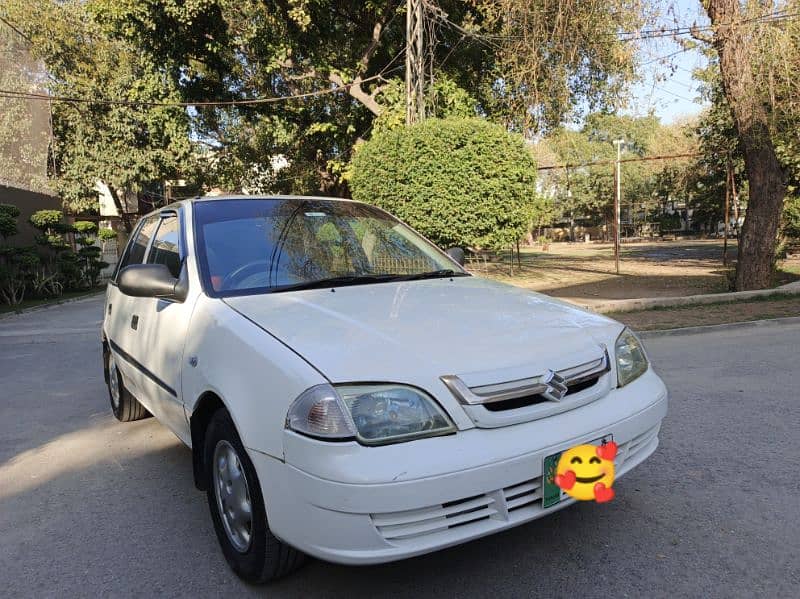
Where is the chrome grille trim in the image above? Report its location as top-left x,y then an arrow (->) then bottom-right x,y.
441,348 -> 610,406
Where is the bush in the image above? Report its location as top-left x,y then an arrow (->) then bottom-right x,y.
350,117 -> 538,250
29,209 -> 63,231
98,227 -> 117,242
0,203 -> 21,240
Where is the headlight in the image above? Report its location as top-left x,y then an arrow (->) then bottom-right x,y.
615,327 -> 649,387
286,383 -> 456,445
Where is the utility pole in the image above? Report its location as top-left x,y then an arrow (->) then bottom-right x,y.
405,0 -> 425,125
613,139 -> 624,275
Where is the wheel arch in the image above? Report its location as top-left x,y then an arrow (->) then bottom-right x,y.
102,336 -> 110,385
190,391 -> 229,490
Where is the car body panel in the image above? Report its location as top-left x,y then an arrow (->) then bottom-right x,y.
180,293 -> 327,458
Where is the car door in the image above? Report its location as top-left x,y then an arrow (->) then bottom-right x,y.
125,208 -> 194,443
105,214 -> 160,406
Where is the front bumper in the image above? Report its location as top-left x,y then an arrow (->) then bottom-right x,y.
249,368 -> 668,565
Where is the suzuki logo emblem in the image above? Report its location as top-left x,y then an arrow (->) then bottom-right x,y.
541,370 -> 568,401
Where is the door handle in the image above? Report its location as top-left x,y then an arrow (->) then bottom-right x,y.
131,315 -> 139,330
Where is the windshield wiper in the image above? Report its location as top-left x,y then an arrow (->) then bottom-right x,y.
268,270 -> 469,293
392,269 -> 470,281
268,273 -> 405,292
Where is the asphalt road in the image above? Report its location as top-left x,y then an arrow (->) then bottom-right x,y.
1,295 -> 798,598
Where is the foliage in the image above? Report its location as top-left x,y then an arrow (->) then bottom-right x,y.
0,246 -> 39,305
537,114 -> 698,238
72,221 -> 108,287
1,0 -> 195,219
0,203 -> 21,240
29,209 -> 63,231
473,0 -> 647,134
782,197 -> 800,240
696,0 -> 800,289
350,117 -> 539,250
0,205 -> 40,304
0,23 -> 50,192
2,0 -> 655,197
98,228 -> 117,242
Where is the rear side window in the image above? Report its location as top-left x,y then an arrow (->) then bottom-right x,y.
148,215 -> 182,277
116,215 -> 159,277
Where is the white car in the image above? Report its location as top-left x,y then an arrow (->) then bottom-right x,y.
102,196 -> 668,582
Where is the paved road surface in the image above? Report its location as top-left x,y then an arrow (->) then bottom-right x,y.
1,296 -> 798,598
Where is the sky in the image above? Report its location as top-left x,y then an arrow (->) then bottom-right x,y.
625,0 -> 711,124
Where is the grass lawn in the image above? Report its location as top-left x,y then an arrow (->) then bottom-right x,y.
614,294 -> 800,331
476,239 -> 800,308
0,288 -> 104,315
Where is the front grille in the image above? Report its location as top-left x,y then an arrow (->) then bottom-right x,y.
370,425 -> 661,545
483,373 -> 603,412
440,348 -> 612,427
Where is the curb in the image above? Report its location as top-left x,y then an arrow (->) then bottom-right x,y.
0,290 -> 105,321
637,315 -> 800,338
590,283 -> 800,314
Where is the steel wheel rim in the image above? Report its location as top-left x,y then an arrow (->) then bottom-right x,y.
108,353 -> 121,409
213,440 -> 253,553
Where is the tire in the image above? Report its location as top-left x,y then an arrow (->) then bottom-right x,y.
105,347 -> 150,422
204,408 -> 306,583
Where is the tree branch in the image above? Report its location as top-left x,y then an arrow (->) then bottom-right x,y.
278,15 -> 390,116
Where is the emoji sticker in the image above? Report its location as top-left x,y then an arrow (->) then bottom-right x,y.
554,441 -> 618,503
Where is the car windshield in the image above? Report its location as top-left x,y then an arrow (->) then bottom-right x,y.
194,198 -> 467,296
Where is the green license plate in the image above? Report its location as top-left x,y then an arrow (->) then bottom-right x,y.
542,434 -> 613,508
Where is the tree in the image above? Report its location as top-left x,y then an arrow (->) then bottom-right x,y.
539,114 -> 698,239
700,1 -> 789,289
350,117 -> 539,250
473,0 -> 647,135
1,0 -> 196,228
18,0 -> 651,196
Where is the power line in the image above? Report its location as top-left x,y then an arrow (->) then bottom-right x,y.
421,5 -> 798,46
537,151 -> 701,171
0,72 -> 392,107
0,14 -> 32,42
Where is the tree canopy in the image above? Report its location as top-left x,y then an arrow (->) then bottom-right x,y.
0,0 -> 648,200
350,117 -> 539,250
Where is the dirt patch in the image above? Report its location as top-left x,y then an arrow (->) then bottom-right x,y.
475,240 -> 800,307
613,296 -> 800,331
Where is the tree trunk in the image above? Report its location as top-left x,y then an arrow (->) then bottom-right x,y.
704,0 -> 787,290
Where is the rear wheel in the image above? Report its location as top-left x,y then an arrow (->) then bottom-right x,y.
204,409 -> 305,583
105,349 -> 150,422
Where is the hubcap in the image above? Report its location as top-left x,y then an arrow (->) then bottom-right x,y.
108,353 -> 120,409
213,440 -> 253,553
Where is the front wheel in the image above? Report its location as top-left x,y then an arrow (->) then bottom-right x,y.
204,409 -> 305,583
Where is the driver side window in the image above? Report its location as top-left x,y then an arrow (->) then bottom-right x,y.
114,215 -> 159,281
148,215 -> 182,278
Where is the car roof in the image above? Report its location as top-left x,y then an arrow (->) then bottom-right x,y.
142,195 -> 364,220
188,194 -> 354,204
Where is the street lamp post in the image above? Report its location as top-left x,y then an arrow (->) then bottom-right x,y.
613,139 -> 624,275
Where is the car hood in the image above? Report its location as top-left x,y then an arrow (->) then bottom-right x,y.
223,276 -> 622,387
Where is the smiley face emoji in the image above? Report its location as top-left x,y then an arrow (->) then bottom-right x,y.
554,441 -> 618,503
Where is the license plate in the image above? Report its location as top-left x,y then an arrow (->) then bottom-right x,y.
542,434 -> 614,508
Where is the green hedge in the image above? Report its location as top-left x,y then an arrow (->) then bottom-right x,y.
350,117 -> 537,250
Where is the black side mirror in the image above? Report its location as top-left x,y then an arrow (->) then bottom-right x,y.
446,247 -> 465,266
118,263 -> 188,302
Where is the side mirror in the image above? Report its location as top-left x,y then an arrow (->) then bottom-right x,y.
118,263 -> 188,302
445,247 -> 465,266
